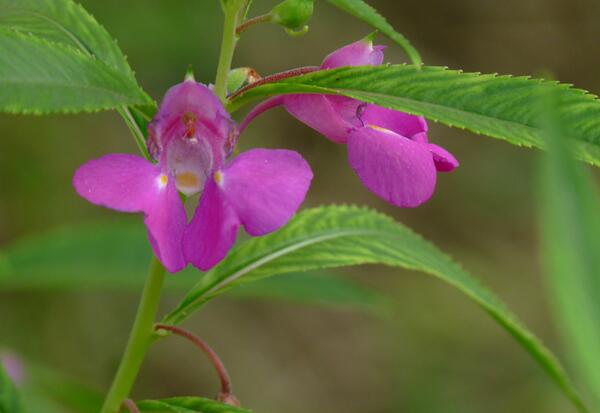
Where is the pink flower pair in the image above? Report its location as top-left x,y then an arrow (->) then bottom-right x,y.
73,38 -> 458,273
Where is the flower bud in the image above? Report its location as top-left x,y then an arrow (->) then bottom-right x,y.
227,67 -> 261,95
270,0 -> 313,32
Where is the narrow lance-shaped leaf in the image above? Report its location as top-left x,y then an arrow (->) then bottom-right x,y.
228,65 -> 600,167
162,205 -> 587,412
538,91 -> 600,408
0,28 -> 151,113
326,0 -> 422,65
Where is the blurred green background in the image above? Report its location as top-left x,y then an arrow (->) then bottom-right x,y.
2,0 -> 600,411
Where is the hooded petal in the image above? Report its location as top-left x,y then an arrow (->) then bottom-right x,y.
358,104 -> 428,140
184,179 -> 240,271
347,126 -> 437,207
73,154 -> 186,272
428,143 -> 459,172
321,39 -> 385,69
219,148 -> 313,235
154,80 -> 229,130
148,80 -> 235,162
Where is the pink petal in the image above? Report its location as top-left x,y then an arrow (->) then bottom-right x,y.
283,94 -> 357,143
144,176 -> 188,272
359,104 -> 428,139
155,80 -> 228,128
220,149 -> 313,236
184,179 -> 240,271
428,143 -> 459,172
73,154 -> 161,212
321,39 -> 385,69
73,154 -> 186,272
148,80 -> 234,161
347,127 -> 437,207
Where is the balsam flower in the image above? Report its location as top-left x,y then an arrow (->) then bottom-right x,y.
74,78 -> 312,272
241,38 -> 458,207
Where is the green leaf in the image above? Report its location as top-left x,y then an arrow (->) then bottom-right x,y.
538,94 -> 600,408
325,0 -> 421,65
162,205 -> 587,412
0,28 -> 151,113
228,65 -> 600,166
0,0 -> 134,80
0,364 -> 26,413
0,222 -> 382,312
231,271 -> 386,311
137,397 -> 251,413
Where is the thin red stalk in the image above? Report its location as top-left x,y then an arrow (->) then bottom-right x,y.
229,66 -> 320,101
122,399 -> 140,413
154,324 -> 233,395
236,13 -> 272,35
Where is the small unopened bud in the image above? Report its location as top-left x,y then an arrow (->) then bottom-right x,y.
271,0 -> 313,33
227,67 -> 262,95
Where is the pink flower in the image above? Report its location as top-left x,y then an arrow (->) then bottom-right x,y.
1,351 -> 25,386
241,38 -> 458,207
74,79 -> 312,272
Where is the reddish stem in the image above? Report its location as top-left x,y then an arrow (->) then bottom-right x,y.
122,399 -> 140,413
154,324 -> 238,404
229,66 -> 320,101
236,13 -> 272,35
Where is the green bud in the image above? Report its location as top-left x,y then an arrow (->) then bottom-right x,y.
227,67 -> 261,95
271,0 -> 313,31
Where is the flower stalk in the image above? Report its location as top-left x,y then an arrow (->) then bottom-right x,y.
236,13 -> 272,35
100,257 -> 166,413
214,0 -> 246,102
122,399 -> 140,413
154,324 -> 240,406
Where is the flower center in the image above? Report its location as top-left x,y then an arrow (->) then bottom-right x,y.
166,136 -> 214,196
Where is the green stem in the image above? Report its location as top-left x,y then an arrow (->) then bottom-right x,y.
117,106 -> 151,160
100,257 -> 166,413
214,0 -> 245,102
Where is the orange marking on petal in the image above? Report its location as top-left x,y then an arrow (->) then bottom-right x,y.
176,172 -> 199,188
214,171 -> 223,185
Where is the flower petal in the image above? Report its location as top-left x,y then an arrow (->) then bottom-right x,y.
359,104 -> 428,139
428,143 -> 459,172
148,80 -> 235,162
283,94 -> 358,143
73,154 -> 161,212
184,179 -> 240,271
321,39 -> 385,69
220,149 -> 313,236
155,80 -> 228,128
73,154 -> 187,272
347,127 -> 437,207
